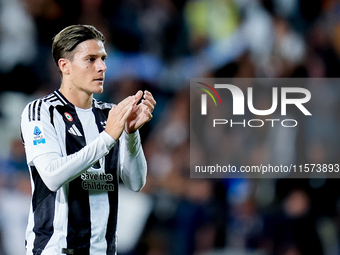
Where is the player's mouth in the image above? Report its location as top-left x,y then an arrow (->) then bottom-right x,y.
94,77 -> 104,83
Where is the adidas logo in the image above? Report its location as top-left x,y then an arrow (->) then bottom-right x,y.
68,124 -> 82,136
100,121 -> 107,128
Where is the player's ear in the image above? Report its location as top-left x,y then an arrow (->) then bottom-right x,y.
58,58 -> 70,75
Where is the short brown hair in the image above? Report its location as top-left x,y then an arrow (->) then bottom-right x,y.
52,25 -> 105,69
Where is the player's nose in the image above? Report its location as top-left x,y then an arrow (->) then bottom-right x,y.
97,59 -> 107,72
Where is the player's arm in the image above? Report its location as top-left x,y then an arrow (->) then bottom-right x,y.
32,131 -> 116,191
117,90 -> 156,192
21,96 -> 135,192
118,130 -> 147,192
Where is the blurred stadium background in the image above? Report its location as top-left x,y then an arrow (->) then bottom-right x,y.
1,0 -> 340,254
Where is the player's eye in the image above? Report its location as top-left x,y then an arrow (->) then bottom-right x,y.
88,58 -> 95,62
101,56 -> 107,62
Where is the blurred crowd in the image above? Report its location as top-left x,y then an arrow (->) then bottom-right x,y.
1,0 -> 340,254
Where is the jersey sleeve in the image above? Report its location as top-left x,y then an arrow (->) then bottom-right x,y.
21,100 -> 63,165
32,131 -> 116,191
118,130 -> 147,192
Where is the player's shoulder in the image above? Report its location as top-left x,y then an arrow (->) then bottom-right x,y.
25,91 -> 67,108
93,98 -> 113,110
22,91 -> 67,121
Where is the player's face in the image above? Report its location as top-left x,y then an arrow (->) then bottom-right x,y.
67,39 -> 107,95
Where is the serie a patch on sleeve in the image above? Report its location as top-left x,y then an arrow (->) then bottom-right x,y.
33,125 -> 46,145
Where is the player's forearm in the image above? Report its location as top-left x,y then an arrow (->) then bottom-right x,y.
119,131 -> 147,192
33,131 -> 116,191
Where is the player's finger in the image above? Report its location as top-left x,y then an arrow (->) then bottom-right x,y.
113,97 -> 135,115
116,96 -> 135,109
108,104 -> 116,116
143,91 -> 156,107
116,99 -> 135,119
134,90 -> 143,103
143,107 -> 153,120
141,99 -> 154,112
109,97 -> 134,119
122,104 -> 134,122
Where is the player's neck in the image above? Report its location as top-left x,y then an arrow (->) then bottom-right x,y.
60,83 -> 93,109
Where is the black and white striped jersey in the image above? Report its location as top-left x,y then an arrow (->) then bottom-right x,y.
21,90 -> 147,255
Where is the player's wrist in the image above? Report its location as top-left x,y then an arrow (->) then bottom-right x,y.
123,130 -> 140,155
101,131 -> 116,149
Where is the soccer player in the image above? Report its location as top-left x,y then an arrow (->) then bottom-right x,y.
20,25 -> 156,255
